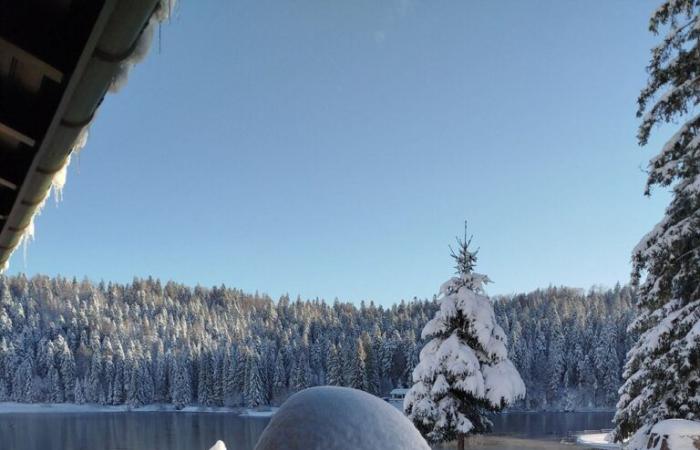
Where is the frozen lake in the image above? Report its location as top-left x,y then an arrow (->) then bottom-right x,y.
0,410 -> 614,450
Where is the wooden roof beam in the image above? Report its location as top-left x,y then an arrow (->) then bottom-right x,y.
0,121 -> 35,148
0,37 -> 64,84
0,177 -> 18,191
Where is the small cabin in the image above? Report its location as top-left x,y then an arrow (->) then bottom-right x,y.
389,388 -> 409,401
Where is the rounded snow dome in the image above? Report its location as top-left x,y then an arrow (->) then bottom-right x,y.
255,386 -> 430,450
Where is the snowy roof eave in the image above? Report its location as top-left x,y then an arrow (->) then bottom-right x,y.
390,388 -> 409,395
0,0 -> 173,271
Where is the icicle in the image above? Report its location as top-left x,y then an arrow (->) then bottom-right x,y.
0,0 -> 176,273
110,0 -> 177,92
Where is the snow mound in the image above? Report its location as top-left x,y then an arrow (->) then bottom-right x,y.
254,386 -> 430,450
652,419 -> 700,436
576,432 -> 619,448
208,440 -> 226,450
627,420 -> 700,450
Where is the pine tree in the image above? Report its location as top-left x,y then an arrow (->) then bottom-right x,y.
74,378 -> 86,404
12,357 -> 32,402
0,338 -> 14,401
48,363 -> 64,403
579,353 -> 597,408
212,351 -> 224,406
402,336 -> 419,388
127,358 -> 141,407
197,352 -> 211,405
56,336 -> 75,402
349,339 -> 368,391
272,350 -> 287,400
532,322 -> 548,407
136,359 -> 155,406
309,341 -> 324,385
171,353 -> 192,410
291,351 -> 311,392
223,348 -> 239,406
546,311 -> 565,405
614,1 -> 700,444
87,350 -> 102,403
153,346 -> 169,403
362,332 -> 381,395
111,343 -> 125,405
245,354 -> 265,408
405,225 -> 525,448
594,321 -> 619,406
380,338 -> 396,386
232,349 -> 248,402
326,344 -> 343,386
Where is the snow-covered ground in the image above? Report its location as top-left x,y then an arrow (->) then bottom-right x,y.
208,440 -> 227,450
576,432 -> 619,448
0,402 -> 276,417
239,407 -> 279,417
625,419 -> 700,450
578,420 -> 700,450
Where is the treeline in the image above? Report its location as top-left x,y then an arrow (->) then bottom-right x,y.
495,284 -> 636,410
0,274 -> 634,410
0,274 -> 429,408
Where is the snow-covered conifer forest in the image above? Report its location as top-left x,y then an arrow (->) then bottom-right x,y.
0,274 -> 633,410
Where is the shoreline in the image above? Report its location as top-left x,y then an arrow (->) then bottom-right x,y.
0,402 -> 278,417
0,401 -> 613,416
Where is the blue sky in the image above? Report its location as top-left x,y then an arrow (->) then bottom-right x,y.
7,0 -> 671,305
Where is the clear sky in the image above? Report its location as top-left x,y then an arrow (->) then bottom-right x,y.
7,0 -> 672,305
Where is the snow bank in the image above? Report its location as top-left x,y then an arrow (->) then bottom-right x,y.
652,419 -> 700,436
626,420 -> 700,450
208,440 -> 226,450
576,432 -> 619,448
255,386 -> 430,450
240,407 -> 278,418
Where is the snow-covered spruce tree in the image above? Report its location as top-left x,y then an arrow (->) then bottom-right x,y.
326,344 -> 343,386
245,353 -> 265,408
613,1 -> 700,445
171,353 -> 192,410
404,225 -> 525,449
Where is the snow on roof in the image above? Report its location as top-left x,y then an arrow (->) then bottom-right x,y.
390,388 -> 410,395
0,0 -> 176,272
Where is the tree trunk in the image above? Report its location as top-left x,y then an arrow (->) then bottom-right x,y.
457,433 -> 465,450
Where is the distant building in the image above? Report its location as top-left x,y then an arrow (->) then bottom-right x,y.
389,388 -> 409,402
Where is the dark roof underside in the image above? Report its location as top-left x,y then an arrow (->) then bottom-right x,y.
0,0 -> 163,268
0,0 -> 105,218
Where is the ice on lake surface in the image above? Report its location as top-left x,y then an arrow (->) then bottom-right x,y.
0,410 -> 613,450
